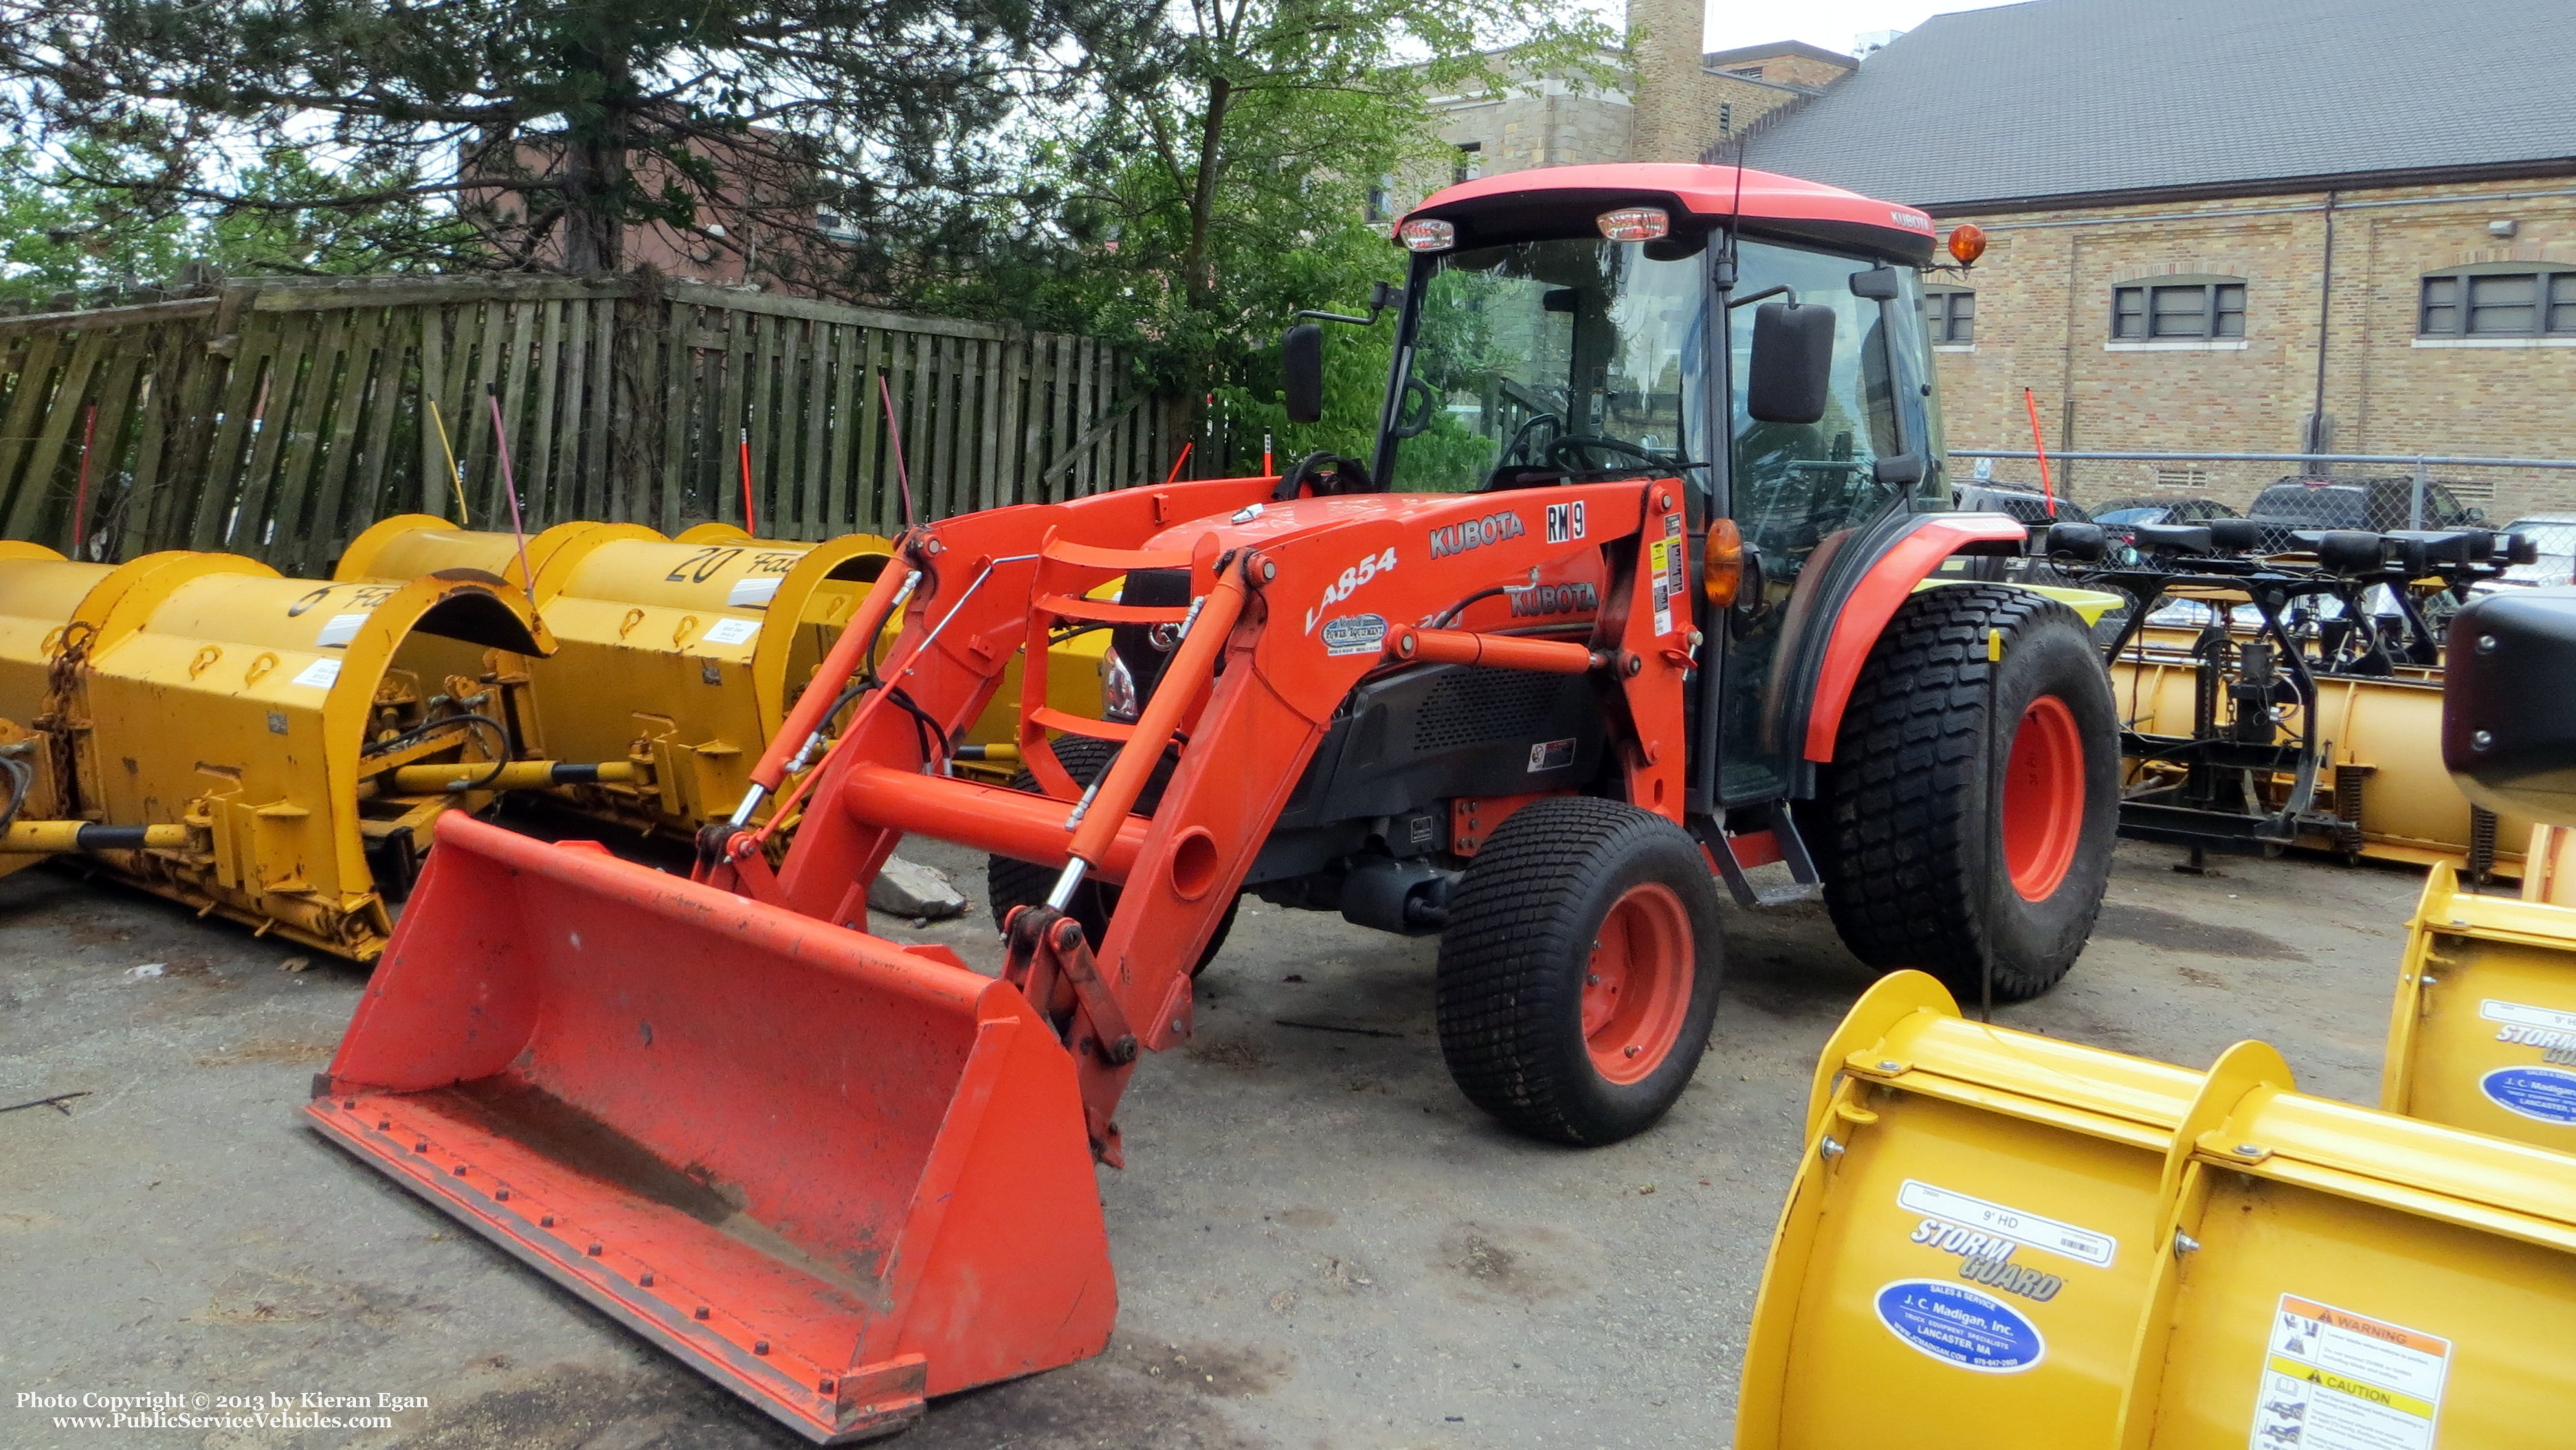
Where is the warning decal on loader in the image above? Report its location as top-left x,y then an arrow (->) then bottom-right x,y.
1872,1280 -> 2045,1373
1648,538 -> 1674,636
2250,1295 -> 2449,1450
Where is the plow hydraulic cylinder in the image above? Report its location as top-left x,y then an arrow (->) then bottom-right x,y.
1,821 -> 193,853
384,759 -> 641,794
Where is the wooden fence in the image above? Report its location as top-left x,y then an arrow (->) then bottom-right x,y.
0,275 -> 1175,574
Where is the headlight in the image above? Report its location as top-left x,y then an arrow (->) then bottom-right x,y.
1102,647 -> 1140,723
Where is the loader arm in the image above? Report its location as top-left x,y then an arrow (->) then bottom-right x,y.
723,475 -> 1694,1159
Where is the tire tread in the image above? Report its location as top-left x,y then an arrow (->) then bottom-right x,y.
1437,797 -> 1716,1145
1814,583 -> 2098,1001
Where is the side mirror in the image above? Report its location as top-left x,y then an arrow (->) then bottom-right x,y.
1282,323 -> 1324,425
1746,302 -> 1835,424
1848,266 -> 1903,300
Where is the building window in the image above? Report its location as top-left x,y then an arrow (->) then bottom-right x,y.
1454,143 -> 1483,185
1366,175 -> 1392,223
2420,267 -> 2576,337
1718,102 -> 1734,136
1724,65 -> 1764,78
1924,288 -> 1974,344
2112,279 -> 2245,340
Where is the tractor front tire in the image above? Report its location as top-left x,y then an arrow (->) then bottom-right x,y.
1814,583 -> 2116,1003
986,736 -> 1236,972
1436,797 -> 1724,1146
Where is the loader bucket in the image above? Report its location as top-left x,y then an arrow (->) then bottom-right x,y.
307,812 -> 1115,1443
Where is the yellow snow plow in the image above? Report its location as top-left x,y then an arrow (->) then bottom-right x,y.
0,542 -> 636,959
1740,970 -> 2576,1448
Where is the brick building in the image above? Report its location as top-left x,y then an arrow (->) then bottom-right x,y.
1628,0 -> 2576,516
1423,5 -> 1845,189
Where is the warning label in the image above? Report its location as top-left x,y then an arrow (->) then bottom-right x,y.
1647,539 -> 1674,636
2250,1294 -> 2449,1450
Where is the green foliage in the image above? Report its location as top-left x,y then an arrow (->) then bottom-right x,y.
920,0 -> 1617,476
0,143 -> 460,302
0,0 -> 1622,496
0,0 -> 1113,288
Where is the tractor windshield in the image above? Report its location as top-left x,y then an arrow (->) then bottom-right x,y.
1382,236 -> 1713,493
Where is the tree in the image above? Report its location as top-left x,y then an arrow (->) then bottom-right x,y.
929,0 -> 1616,473
0,141 -> 438,302
0,0 -> 1115,290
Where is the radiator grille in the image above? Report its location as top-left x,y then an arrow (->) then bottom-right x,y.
1412,669 -> 1566,752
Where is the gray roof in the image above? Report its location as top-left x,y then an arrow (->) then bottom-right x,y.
1739,0 -> 2576,210
1701,40 -> 1857,73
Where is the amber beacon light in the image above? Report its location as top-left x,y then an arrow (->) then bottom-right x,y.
1703,518 -> 1745,607
1946,223 -> 1986,267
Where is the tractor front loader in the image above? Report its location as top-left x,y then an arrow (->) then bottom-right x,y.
312,162 -> 2122,1441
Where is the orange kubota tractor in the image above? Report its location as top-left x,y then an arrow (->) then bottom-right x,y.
311,164 -> 2119,1441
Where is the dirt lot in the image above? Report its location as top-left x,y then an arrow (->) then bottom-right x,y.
0,834 -> 2427,1450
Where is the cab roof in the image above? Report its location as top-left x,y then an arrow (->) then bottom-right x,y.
1399,162 -> 1939,265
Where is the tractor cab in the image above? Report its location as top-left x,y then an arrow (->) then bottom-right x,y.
1288,165 -> 1985,813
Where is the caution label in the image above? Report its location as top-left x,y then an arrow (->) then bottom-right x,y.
2250,1293 -> 2449,1450
1647,538 -> 1674,636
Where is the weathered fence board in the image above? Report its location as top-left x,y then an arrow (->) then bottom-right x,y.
0,275 -> 1173,566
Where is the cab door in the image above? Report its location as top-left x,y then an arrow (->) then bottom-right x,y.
1706,238 -> 1937,805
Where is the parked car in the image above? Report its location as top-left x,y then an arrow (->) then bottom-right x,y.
2090,496 -> 2242,529
2475,514 -> 2576,592
2245,476 -> 2487,551
2090,497 -> 2244,567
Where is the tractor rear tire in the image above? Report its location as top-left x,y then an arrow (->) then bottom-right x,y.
1436,797 -> 1724,1146
1812,583 -> 2116,1003
986,736 -> 1236,973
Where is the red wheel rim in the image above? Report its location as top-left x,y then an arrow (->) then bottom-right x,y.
1581,882 -> 1694,1085
2002,693 -> 2085,902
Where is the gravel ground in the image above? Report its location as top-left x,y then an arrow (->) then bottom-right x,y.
0,832 -> 2428,1450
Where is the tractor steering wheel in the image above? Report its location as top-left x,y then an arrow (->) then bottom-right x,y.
1547,434 -> 1684,474
1498,412 -> 1563,469
1272,449 -> 1378,503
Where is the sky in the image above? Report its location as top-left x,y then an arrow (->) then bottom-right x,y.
1695,0 -> 2021,57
